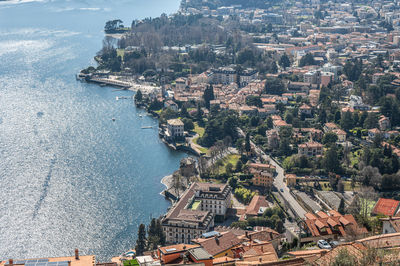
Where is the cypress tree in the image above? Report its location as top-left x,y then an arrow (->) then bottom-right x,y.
135,224 -> 147,256
338,198 -> 345,214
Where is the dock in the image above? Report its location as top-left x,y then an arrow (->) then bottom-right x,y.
89,77 -> 132,88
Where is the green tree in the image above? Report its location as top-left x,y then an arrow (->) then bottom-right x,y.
160,108 -> 179,123
245,133 -> 251,153
340,111 -> 354,131
364,112 -> 378,129
338,198 -> 345,214
279,53 -> 290,68
196,104 -> 203,123
225,163 -> 234,175
265,77 -> 284,95
299,53 -> 315,67
237,48 -> 255,64
266,116 -> 273,129
236,160 -> 243,172
135,224 -> 146,256
228,176 -> 238,189
322,132 -> 338,145
182,118 -> 194,131
135,89 -> 143,102
324,146 -> 340,173
246,95 -> 262,107
203,85 -> 215,110
331,248 -> 358,266
180,105 -> 189,118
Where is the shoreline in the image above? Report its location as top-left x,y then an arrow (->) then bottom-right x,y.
160,174 -> 174,202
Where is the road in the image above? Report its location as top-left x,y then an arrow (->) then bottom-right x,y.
237,128 -> 307,219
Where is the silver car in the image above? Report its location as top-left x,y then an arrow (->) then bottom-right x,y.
317,240 -> 332,249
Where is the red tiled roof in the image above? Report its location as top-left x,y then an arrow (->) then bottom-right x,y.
372,198 -> 400,217
304,211 -> 367,237
316,211 -> 329,219
192,231 -> 242,256
246,195 -> 269,216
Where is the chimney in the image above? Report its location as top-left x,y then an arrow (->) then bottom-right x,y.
245,231 -> 249,238
215,236 -> 220,245
321,250 -> 328,256
261,245 -> 264,253
8,259 -> 13,265
259,257 -> 262,262
75,249 -> 79,260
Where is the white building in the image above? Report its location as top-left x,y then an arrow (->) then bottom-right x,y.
167,119 -> 184,139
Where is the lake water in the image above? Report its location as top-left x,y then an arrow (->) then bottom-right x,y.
0,0 -> 183,261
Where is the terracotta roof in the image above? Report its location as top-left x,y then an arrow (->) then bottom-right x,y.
212,256 -> 236,264
304,211 -> 367,237
287,249 -> 329,257
357,232 -> 400,248
159,244 -> 199,255
313,243 -> 366,266
372,198 -> 400,217
324,123 -> 339,130
192,231 -> 242,256
246,195 -> 269,216
298,142 -> 323,148
248,163 -> 276,170
332,129 -> 346,135
305,213 -> 318,220
316,211 -> 329,219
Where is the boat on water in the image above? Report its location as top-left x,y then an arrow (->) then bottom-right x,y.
141,126 -> 153,129
112,118 -> 116,121
116,96 -> 119,100
138,114 -> 143,117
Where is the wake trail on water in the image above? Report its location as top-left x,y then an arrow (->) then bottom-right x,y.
32,155 -> 57,219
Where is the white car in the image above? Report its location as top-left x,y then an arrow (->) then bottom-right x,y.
317,240 -> 332,249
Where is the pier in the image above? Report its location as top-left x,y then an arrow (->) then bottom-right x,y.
89,77 -> 132,88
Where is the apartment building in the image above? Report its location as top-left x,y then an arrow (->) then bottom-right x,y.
161,183 -> 231,244
298,141 -> 323,157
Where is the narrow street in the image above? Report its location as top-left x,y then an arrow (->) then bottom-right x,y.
238,128 -> 307,218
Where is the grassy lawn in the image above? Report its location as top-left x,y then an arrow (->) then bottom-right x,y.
193,122 -> 205,137
317,181 -> 359,191
123,259 -> 139,266
198,146 -> 209,154
360,199 -> 376,217
216,154 -> 240,174
117,48 -> 125,60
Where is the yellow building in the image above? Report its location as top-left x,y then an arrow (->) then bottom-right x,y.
285,174 -> 298,187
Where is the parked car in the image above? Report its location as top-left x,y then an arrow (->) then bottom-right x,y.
329,240 -> 339,248
317,240 -> 332,249
280,188 -> 284,192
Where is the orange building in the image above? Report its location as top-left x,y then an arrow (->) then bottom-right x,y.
252,171 -> 274,187
249,163 -> 276,188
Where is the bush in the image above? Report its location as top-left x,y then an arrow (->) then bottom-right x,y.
234,187 -> 256,204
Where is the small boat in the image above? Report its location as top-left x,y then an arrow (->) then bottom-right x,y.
141,126 -> 153,129
100,83 -> 107,87
116,96 -> 119,100
138,114 -> 143,117
112,118 -> 116,121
